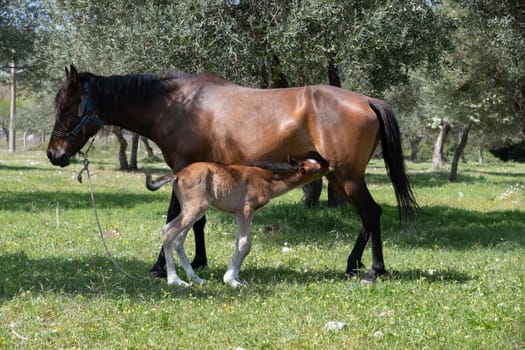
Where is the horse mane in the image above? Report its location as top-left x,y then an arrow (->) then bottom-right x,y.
72,70 -> 230,116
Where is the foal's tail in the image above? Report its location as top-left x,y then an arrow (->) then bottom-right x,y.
145,173 -> 177,191
369,99 -> 419,224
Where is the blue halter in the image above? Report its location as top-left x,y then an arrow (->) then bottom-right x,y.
52,80 -> 104,139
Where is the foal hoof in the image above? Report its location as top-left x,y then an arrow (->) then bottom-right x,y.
224,278 -> 246,289
191,276 -> 208,285
168,278 -> 190,288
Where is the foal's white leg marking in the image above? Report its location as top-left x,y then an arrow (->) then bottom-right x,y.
162,217 -> 191,287
174,222 -> 207,285
224,210 -> 254,288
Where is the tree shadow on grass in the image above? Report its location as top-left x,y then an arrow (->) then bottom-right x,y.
366,167 -> 525,188
389,268 -> 472,283
0,252 -> 472,301
251,202 -> 525,251
0,189 -> 165,212
0,163 -> 57,172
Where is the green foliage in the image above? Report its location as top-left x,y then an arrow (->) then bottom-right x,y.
0,0 -> 43,64
0,152 -> 523,349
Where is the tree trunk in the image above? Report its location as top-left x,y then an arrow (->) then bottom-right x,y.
327,55 -> 342,88
129,133 -> 139,171
515,84 -> 525,136
112,127 -> 129,170
449,124 -> 470,182
1,126 -> 8,147
409,135 -> 423,161
431,121 -> 451,170
141,136 -> 154,157
260,52 -> 289,89
23,130 -> 27,151
8,58 -> 16,153
478,137 -> 485,164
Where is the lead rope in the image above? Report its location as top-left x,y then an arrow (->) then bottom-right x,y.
77,138 -> 148,282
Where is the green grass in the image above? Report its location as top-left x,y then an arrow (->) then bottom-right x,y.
1,150 -> 524,349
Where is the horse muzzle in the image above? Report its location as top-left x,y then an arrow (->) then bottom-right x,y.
47,149 -> 71,167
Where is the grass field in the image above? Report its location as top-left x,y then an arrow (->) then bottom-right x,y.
1,149 -> 524,349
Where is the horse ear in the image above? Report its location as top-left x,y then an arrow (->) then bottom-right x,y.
64,66 -> 69,78
69,65 -> 78,83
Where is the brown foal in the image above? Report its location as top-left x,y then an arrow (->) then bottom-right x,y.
146,158 -> 328,287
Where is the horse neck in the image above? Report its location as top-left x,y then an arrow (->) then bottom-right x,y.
90,75 -> 176,142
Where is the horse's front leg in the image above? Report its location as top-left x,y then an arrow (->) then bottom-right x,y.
191,215 -> 207,269
223,210 -> 254,288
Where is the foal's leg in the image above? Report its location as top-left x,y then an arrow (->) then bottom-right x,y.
223,209 -> 254,288
162,216 -> 193,287
150,191 -> 208,278
174,225 -> 207,285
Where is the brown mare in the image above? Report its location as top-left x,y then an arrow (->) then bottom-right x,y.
47,65 -> 418,283
145,158 -> 328,288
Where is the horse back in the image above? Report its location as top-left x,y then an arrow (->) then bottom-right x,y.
169,80 -> 380,177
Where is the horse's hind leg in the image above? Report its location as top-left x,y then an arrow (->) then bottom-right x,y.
329,175 -> 386,282
347,229 -> 369,275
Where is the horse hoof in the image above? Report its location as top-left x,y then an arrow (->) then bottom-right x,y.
191,259 -> 208,270
149,266 -> 167,279
346,260 -> 366,276
360,275 -> 376,284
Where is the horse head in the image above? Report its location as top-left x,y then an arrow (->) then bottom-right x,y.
46,65 -> 104,167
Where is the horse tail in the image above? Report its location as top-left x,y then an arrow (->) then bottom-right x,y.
369,98 -> 419,224
145,173 -> 177,191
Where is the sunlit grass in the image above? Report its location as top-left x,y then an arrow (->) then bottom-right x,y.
1,150 -> 524,349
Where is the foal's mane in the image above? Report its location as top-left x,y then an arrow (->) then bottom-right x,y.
247,161 -> 301,174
